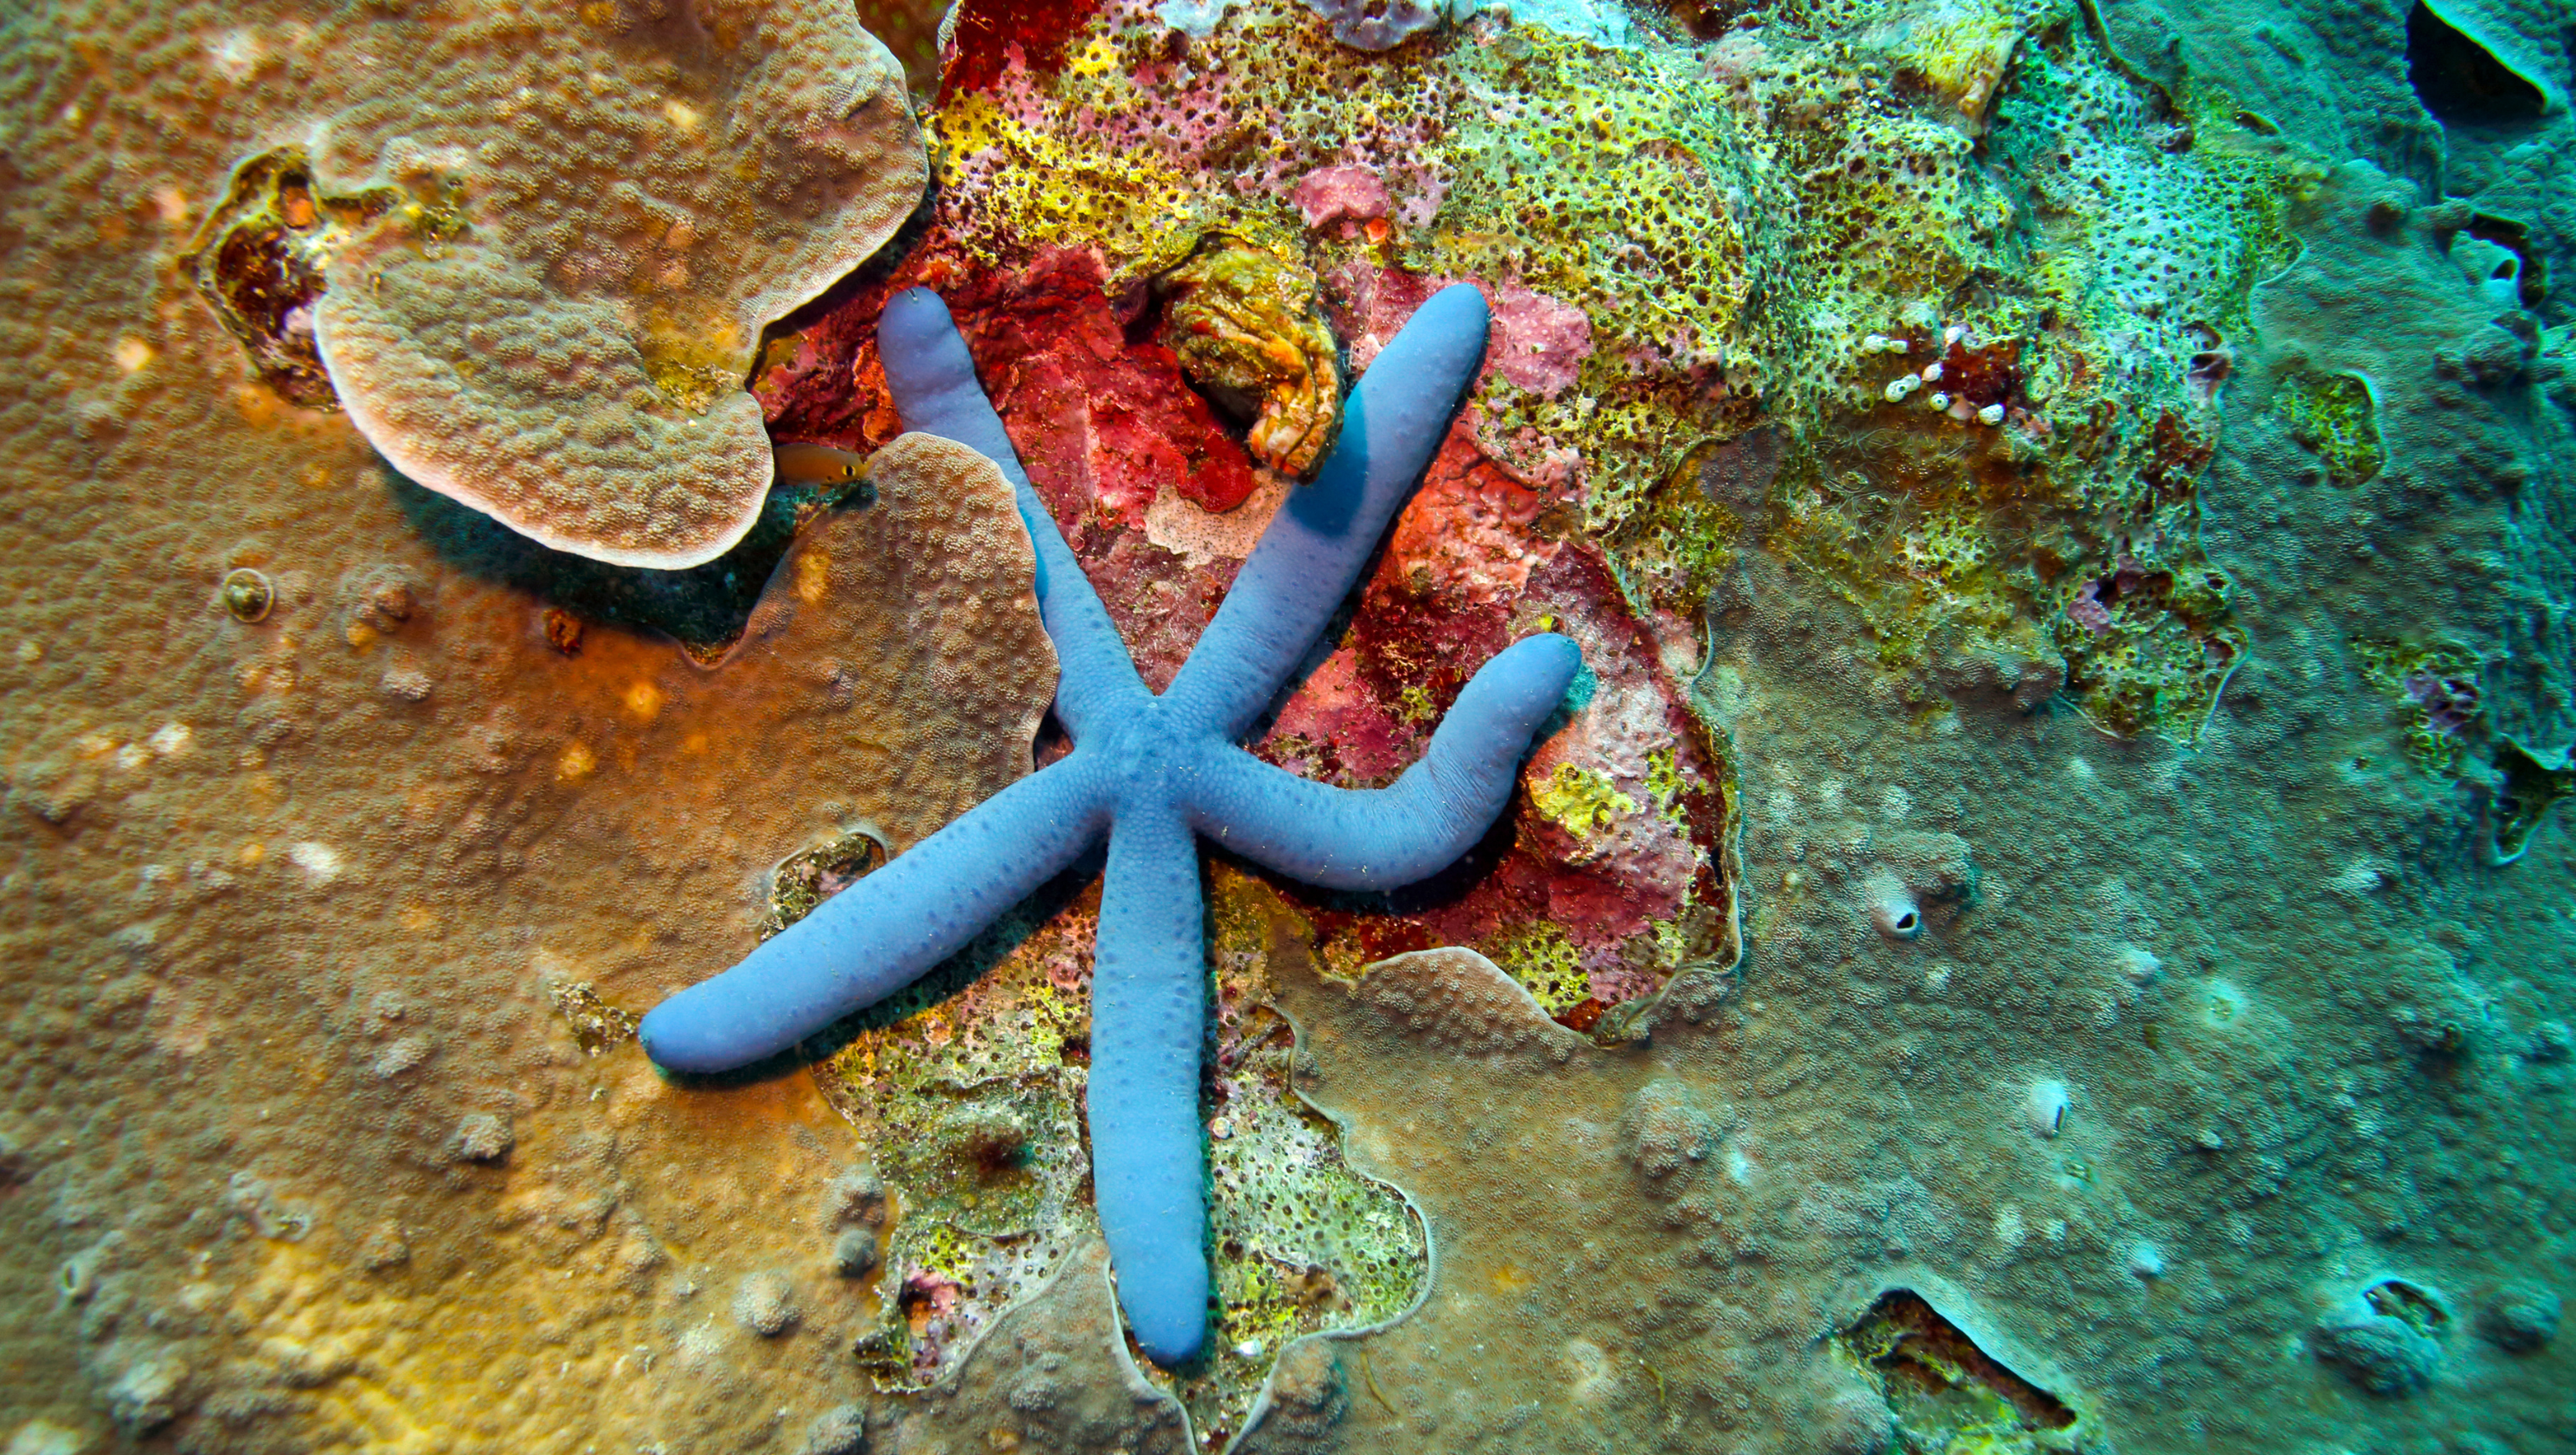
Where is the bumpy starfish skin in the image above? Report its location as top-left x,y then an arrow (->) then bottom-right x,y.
639,283 -> 1581,1364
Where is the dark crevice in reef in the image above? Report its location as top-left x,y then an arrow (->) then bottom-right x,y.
2406,1 -> 2548,128
2462,212 -> 2551,310
386,465 -> 870,666
1841,1290 -> 2078,1450
181,146 -> 404,411
2490,736 -> 2576,864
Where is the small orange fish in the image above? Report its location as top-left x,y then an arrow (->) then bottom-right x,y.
770,441 -> 868,490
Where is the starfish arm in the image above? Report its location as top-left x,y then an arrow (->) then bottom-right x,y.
877,287 -> 1148,737
1085,793 -> 1212,1366
1186,633 -> 1582,888
1162,284 -> 1492,740
638,755 -> 1115,1074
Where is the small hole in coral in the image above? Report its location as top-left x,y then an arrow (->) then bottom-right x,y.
2365,1278 -> 2451,1333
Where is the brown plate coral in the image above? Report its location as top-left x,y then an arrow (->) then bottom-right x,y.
173,0 -> 927,568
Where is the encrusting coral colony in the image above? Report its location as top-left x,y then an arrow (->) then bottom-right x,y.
1,0 -> 2573,1452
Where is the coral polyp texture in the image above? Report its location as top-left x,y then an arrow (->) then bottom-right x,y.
160,0 -> 930,568
7,0 -> 2576,1451
644,283 -> 1581,1364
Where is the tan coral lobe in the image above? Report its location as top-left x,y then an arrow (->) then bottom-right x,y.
304,0 -> 927,568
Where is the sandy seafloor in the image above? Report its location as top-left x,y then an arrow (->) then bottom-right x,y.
1,0 -> 2573,1452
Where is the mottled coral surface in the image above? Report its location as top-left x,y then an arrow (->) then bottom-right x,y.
6,0 -> 2576,1452
173,0 -> 925,570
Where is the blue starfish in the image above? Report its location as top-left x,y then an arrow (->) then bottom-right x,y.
639,282 -> 1581,1364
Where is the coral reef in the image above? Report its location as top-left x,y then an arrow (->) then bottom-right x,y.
1307,0 -> 1449,50
5,0 -> 2576,1450
646,284 -> 1580,1363
312,2 -> 925,568
876,1239 -> 1195,1453
917,0 -> 2294,737
0,27 -> 1049,1413
147,0 -> 929,569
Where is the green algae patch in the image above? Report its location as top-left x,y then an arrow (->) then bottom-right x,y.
541,975 -> 641,1056
2354,638 -> 2485,776
1643,745 -> 1692,824
1656,13 -> 2285,739
1759,22 -> 2304,737
1198,1045 -> 1428,1432
2275,369 -> 2385,486
906,0 -> 2299,741
793,855 -> 1429,1437
807,893 -> 1104,1388
1184,870 -> 1432,1439
933,85 -> 1215,282
1484,919 -> 1591,1017
2052,555 -> 2244,739
1530,761 -> 1639,837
